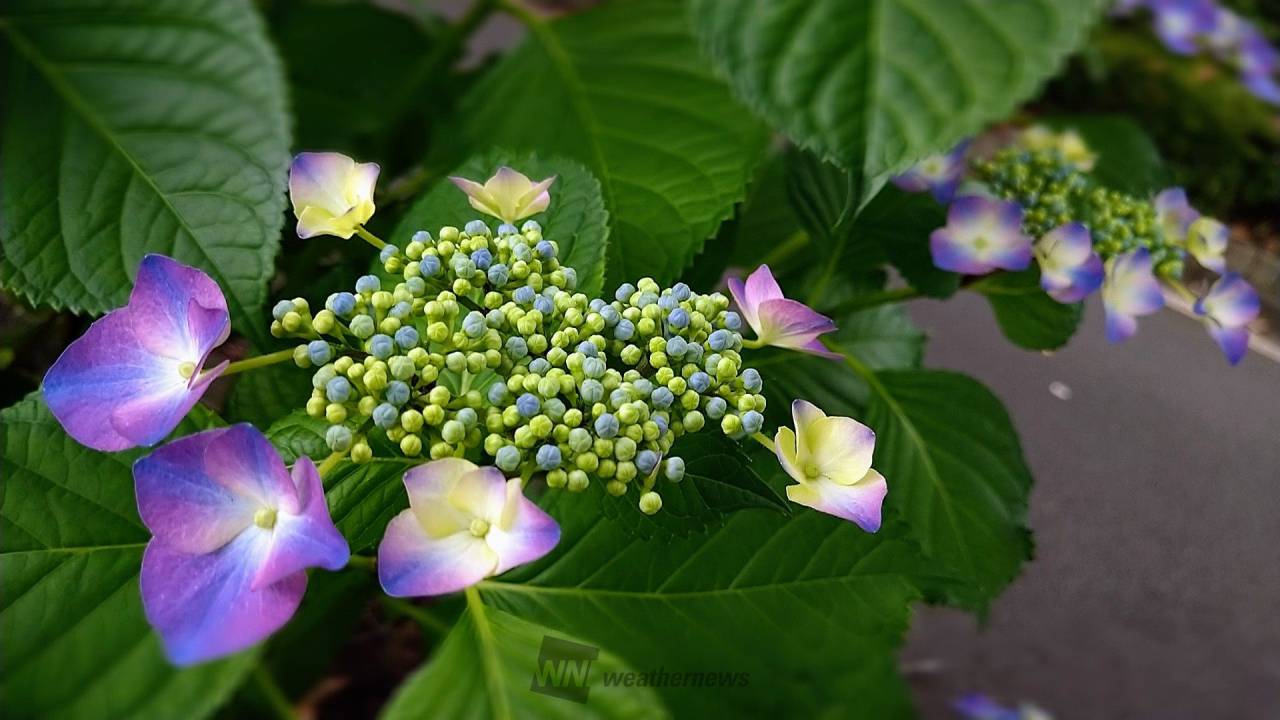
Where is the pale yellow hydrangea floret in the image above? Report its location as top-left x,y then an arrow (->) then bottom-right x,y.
289,151 -> 380,239
449,166 -> 556,224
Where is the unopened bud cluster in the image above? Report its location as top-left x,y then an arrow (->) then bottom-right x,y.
971,141 -> 1183,279
269,218 -> 765,515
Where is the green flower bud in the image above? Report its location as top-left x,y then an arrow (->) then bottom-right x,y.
358,395 -> 377,416
442,420 -> 466,444
567,470 -> 590,492
547,469 -> 567,488
721,413 -> 741,435
401,409 -> 424,433
606,480 -> 627,497
576,452 -> 600,473
400,434 -> 423,456
614,436 -> 637,461
325,403 -> 347,424
639,491 -> 663,515
615,461 -> 637,483
428,386 -> 451,406
306,396 -> 327,417
351,441 -> 373,464
423,405 -> 445,426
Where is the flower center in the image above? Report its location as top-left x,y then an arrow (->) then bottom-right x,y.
803,462 -> 822,480
254,507 -> 278,530
469,518 -> 491,538
972,235 -> 989,251
178,361 -> 196,379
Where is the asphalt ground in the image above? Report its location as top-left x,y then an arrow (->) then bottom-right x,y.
902,295 -> 1280,719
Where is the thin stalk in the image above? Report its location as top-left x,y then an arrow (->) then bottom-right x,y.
751,432 -> 775,453
220,349 -> 295,377
355,225 -> 387,250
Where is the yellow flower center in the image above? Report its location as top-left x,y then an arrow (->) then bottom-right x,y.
254,507 -> 278,530
178,361 -> 196,379
469,518 -> 491,538
803,462 -> 822,480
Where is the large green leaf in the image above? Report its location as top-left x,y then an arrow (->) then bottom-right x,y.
382,597 -> 665,720
859,368 -> 1034,606
0,0 -> 290,346
690,0 -> 1105,201
477,488 -> 925,716
391,151 -> 609,298
452,0 -> 769,286
970,269 -> 1084,351
0,396 -> 255,719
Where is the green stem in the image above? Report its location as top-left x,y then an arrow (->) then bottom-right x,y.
740,338 -> 765,350
355,225 -> 386,251
826,286 -> 923,317
379,596 -> 451,637
751,432 -> 776,453
252,665 -> 298,720
316,451 -> 346,477
346,554 -> 377,572
220,349 -> 295,377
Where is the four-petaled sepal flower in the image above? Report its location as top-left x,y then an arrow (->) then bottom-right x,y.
1186,217 -> 1228,272
378,458 -> 560,597
43,254 -> 230,451
1101,248 -> 1165,343
773,400 -> 887,533
1194,273 -> 1259,365
891,141 -> 970,203
929,196 -> 1034,275
1154,187 -> 1200,246
728,265 -> 839,358
1035,223 -> 1105,304
449,167 -> 556,225
135,424 -> 350,665
289,152 -> 380,239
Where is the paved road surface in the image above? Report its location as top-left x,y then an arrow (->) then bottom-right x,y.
902,295 -> 1280,719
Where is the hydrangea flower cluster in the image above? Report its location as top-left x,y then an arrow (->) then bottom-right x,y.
38,155 -> 889,666
276,217 -> 766,516
1113,0 -> 1280,105
895,126 -> 1261,363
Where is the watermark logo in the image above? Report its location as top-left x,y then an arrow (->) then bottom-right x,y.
530,636 -> 598,704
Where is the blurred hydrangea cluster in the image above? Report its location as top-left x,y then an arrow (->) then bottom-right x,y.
1113,0 -> 1280,105
271,218 -> 765,515
894,126 -> 1261,363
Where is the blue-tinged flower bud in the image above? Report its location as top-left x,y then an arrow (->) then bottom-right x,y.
272,300 -> 295,321
516,393 -> 541,418
465,219 -> 489,236
722,311 -> 742,330
568,427 -> 592,453
327,292 -> 357,318
632,378 -> 654,396
580,378 -> 604,404
370,334 -> 395,360
672,282 -> 691,301
486,263 -> 510,286
381,380 -> 409,406
350,314 -> 375,339
562,267 -> 578,289
325,376 -> 352,403
497,223 -> 519,237
312,366 -> 337,391
614,283 -> 636,302
394,326 -> 420,350
608,389 -> 631,410
650,387 -> 674,409
373,403 -> 399,429
708,329 -> 733,351
536,444 -> 562,470
535,240 -> 555,259
455,407 -> 478,428
521,219 -> 542,234
635,450 -> 659,475
666,336 -> 688,357
307,340 -> 332,366
506,336 -> 528,359
420,255 -> 442,277
658,294 -> 678,311
487,382 -> 509,405
462,311 -> 486,338
533,295 -> 553,315
705,396 -> 727,419
594,413 -> 620,438
686,343 -> 704,363
741,410 -> 764,434
742,368 -> 763,393
575,340 -> 597,357
663,456 -> 687,482
379,244 -> 400,264
600,305 -> 621,327
654,416 -> 669,436
325,425 -> 353,452
411,230 -> 433,244
514,285 -> 536,305
355,275 -> 380,295
583,357 -> 606,379
495,445 -> 521,471
667,308 -> 690,329
470,248 -> 493,270
614,319 -> 635,341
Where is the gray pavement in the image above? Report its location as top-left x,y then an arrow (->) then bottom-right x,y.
902,294 -> 1280,719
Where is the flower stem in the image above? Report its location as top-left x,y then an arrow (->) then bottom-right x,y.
751,432 -> 776,453
252,665 -> 298,720
220,349 -> 295,377
355,225 -> 386,250
346,554 -> 377,572
315,451 -> 346,477
740,338 -> 765,350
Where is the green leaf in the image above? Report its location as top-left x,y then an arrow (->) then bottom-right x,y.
383,596 -> 665,720
1042,114 -> 1168,195
598,433 -> 788,540
971,269 -> 1084,351
689,0 -> 1105,202
858,368 -> 1034,606
0,0 -> 290,347
264,410 -> 332,464
452,0 -> 769,285
0,396 -> 255,719
480,487 -> 925,716
437,368 -> 503,407
392,150 -> 610,298
858,186 -> 956,298
756,303 -> 924,417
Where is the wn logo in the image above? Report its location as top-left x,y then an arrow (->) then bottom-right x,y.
530,635 -> 598,704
